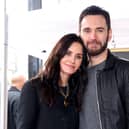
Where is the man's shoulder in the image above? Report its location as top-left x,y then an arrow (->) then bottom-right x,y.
8,90 -> 20,104
116,56 -> 129,65
114,57 -> 129,71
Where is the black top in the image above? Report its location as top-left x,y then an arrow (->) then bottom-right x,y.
17,78 -> 79,129
8,86 -> 20,129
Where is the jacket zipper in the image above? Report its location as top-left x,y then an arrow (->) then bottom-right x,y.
96,72 -> 103,129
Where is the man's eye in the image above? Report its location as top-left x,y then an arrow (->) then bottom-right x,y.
83,29 -> 90,33
98,30 -> 103,32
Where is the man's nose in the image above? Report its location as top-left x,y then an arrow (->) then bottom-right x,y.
90,31 -> 97,40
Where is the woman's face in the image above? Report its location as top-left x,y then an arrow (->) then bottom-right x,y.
60,42 -> 83,77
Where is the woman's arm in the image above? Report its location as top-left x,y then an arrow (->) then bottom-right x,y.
17,80 -> 39,129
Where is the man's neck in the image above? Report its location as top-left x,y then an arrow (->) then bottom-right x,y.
89,49 -> 108,67
12,84 -> 21,91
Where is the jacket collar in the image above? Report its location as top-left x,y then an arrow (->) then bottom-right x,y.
104,49 -> 117,70
9,86 -> 20,92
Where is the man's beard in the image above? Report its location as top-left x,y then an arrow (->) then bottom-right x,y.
87,38 -> 108,56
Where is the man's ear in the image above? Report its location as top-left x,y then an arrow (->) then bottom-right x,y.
108,29 -> 112,42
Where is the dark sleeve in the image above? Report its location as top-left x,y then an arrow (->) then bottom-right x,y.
75,113 -> 79,129
13,94 -> 20,128
8,91 -> 20,129
17,81 -> 39,129
124,64 -> 129,129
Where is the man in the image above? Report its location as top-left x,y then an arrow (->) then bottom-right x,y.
79,5 -> 129,129
8,73 -> 26,129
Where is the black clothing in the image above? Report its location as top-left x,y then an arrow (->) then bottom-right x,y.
95,50 -> 129,129
17,78 -> 79,129
8,86 -> 20,129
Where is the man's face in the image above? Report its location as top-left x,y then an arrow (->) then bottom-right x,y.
79,15 -> 112,56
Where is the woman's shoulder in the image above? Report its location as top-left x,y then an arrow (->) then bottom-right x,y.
23,77 -> 42,92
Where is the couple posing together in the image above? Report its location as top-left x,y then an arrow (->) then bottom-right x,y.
17,5 -> 129,129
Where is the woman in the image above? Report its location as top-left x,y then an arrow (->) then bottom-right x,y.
17,33 -> 88,129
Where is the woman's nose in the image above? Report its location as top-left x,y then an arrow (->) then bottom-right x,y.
70,56 -> 76,63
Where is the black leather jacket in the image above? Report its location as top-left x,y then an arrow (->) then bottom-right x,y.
97,50 -> 129,129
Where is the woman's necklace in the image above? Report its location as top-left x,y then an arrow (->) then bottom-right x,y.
59,84 -> 69,107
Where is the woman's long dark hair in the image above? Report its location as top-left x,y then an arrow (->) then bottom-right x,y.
33,33 -> 88,110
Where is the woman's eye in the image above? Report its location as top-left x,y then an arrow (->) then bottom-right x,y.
76,55 -> 82,59
66,51 -> 71,56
